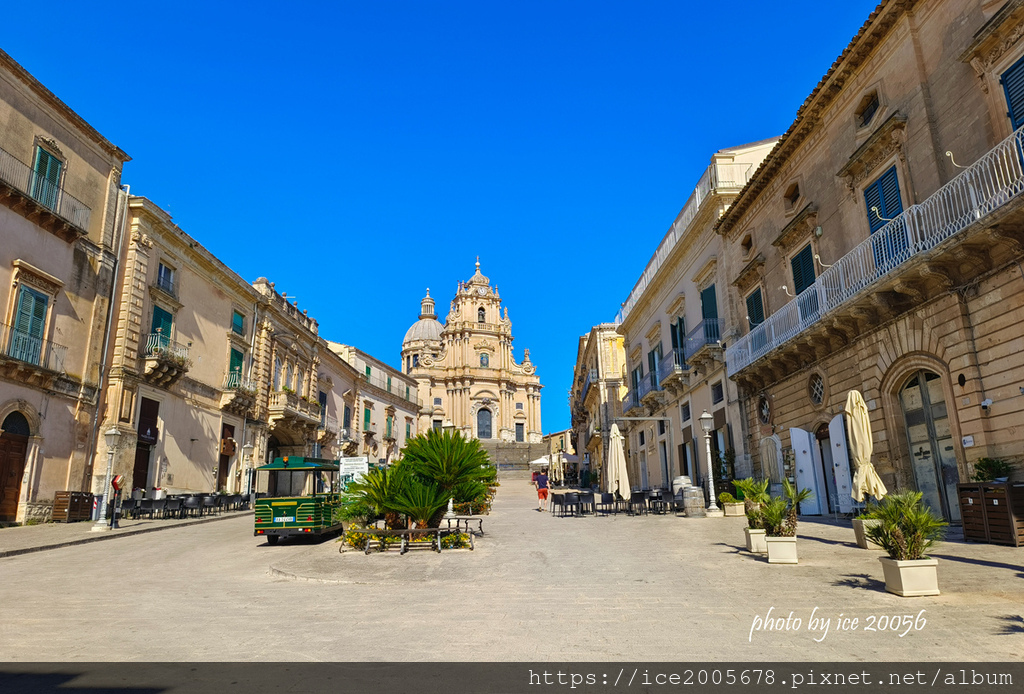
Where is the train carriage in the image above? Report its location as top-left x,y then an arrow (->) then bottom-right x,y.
253,457 -> 343,545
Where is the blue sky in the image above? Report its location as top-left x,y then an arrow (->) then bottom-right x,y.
3,1 -> 878,433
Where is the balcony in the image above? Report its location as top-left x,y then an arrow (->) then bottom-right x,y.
658,347 -> 690,392
637,371 -> 665,407
683,318 -> 721,367
726,124 -> 1024,383
220,371 -> 257,415
268,389 -> 321,436
615,161 -> 755,324
153,274 -> 177,300
0,322 -> 68,386
318,415 -> 340,444
621,390 -> 642,415
0,146 -> 91,240
364,370 -> 421,406
581,368 -> 598,401
141,332 -> 190,387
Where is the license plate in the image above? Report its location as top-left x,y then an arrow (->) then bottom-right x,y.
273,516 -> 294,523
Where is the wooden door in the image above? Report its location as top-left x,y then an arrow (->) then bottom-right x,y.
0,433 -> 29,521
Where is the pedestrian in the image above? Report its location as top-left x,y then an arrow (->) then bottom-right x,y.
535,468 -> 549,511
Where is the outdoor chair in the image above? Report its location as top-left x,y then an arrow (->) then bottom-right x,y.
671,491 -> 686,514
202,496 -> 218,516
549,494 -> 564,516
595,492 -> 617,515
578,491 -> 595,515
648,489 -> 669,515
628,491 -> 648,516
138,499 -> 156,519
162,498 -> 182,519
118,498 -> 138,520
182,496 -> 202,518
238,493 -> 251,510
561,492 -> 581,517
227,494 -> 241,510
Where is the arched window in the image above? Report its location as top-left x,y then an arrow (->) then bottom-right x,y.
284,363 -> 293,392
478,307 -> 485,323
273,358 -> 282,390
477,408 -> 492,439
480,353 -> 489,367
1,411 -> 31,436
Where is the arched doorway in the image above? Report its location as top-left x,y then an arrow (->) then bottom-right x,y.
477,409 -> 492,439
0,411 -> 31,521
899,370 -> 960,522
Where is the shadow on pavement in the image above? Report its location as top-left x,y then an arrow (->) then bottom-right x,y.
832,572 -> 886,592
929,552 -> 1024,573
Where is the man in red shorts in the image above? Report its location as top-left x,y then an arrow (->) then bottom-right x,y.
535,468 -> 549,511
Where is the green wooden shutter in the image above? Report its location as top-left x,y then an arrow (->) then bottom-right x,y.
11,287 -> 48,364
31,148 -> 62,210
363,407 -> 370,430
151,306 -> 173,338
229,348 -> 244,375
746,288 -> 765,329
700,285 -> 718,321
791,245 -> 816,295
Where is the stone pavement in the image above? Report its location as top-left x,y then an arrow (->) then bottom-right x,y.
0,478 -> 1020,662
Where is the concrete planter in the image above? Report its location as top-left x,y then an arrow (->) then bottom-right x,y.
765,535 -> 798,564
852,518 -> 882,550
723,502 -> 745,517
879,557 -> 940,596
744,527 -> 767,553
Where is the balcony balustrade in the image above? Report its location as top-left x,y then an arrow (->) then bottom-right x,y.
0,322 -> 67,376
141,332 -> 190,387
0,145 -> 91,234
220,370 -> 256,415
637,371 -> 662,402
658,347 -> 690,389
683,318 -> 721,362
727,124 -> 1024,376
365,370 -> 421,406
621,390 -> 641,414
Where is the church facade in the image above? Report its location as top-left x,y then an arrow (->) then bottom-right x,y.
401,261 -> 543,443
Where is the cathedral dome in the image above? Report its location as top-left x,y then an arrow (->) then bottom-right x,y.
403,289 -> 444,346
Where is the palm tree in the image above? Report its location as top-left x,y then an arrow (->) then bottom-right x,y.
344,464 -> 410,529
401,428 -> 496,526
393,480 -> 449,528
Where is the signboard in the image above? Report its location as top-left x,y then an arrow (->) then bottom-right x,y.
339,456 -> 369,483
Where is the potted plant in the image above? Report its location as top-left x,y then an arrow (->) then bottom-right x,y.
733,478 -> 769,553
718,491 -> 745,517
852,501 -> 882,550
866,491 -> 946,596
762,479 -> 813,564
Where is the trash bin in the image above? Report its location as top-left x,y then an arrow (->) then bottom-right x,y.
52,492 -> 95,522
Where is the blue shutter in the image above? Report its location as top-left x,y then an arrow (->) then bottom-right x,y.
746,288 -> 765,329
1002,54 -> 1024,130
791,245 -> 816,295
865,166 -> 903,233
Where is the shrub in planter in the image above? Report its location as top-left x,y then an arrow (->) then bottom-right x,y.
852,502 -> 882,550
733,478 -> 770,552
718,491 -> 745,517
762,480 -> 813,564
866,491 -> 946,596
972,457 -> 1012,482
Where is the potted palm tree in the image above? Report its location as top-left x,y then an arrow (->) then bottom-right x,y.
762,479 -> 813,564
866,491 -> 946,596
852,501 -> 882,550
733,478 -> 769,553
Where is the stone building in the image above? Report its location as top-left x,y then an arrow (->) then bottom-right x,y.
0,49 -> 130,522
614,140 -> 776,491
721,0 -> 1024,521
401,261 -> 543,443
569,324 -> 626,484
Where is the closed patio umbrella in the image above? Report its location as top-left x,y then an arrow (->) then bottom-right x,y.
549,453 -> 563,485
606,424 -> 631,502
845,390 -> 888,502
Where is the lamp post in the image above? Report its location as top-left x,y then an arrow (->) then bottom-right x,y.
92,427 -> 122,532
699,410 -> 722,516
242,442 -> 254,496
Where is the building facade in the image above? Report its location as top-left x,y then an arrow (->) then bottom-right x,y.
569,324 -> 626,484
401,261 -> 543,442
614,141 -> 776,492
721,0 -> 1024,520
0,49 -> 130,522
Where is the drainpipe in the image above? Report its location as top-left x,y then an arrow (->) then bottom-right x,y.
78,184 -> 130,495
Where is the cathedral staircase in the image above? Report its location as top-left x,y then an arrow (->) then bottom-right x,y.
480,441 -> 549,479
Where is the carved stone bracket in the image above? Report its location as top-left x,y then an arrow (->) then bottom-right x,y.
836,113 -> 908,189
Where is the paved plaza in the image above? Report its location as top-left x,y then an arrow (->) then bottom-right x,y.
0,478 -> 1021,662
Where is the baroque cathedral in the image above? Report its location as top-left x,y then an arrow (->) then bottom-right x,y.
401,261 -> 543,442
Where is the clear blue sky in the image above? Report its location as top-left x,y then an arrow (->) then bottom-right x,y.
4,1 -> 878,434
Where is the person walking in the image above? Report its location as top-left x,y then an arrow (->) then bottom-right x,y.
535,468 -> 549,512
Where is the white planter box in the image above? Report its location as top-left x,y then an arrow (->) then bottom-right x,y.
766,535 -> 798,564
723,502 -> 745,517
744,527 -> 767,553
879,557 -> 939,596
852,518 -> 882,550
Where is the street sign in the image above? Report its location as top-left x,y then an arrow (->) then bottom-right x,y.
339,456 -> 369,482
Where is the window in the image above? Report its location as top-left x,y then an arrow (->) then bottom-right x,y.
406,421 -> 411,439
274,358 -> 282,390
681,402 -> 691,422
10,286 -> 48,365
157,263 -> 175,295
856,91 -> 880,128
516,402 -> 524,410
365,365 -> 371,378
658,421 -> 665,436
433,419 -> 443,430
809,373 -> 825,405
515,423 -> 524,442
151,305 -> 173,349
30,146 -> 62,210
559,436 -> 564,450
647,343 -> 662,389
412,354 -> 419,368
405,386 -> 410,400
758,395 -> 772,425
231,310 -> 245,335
783,182 -> 800,211
864,166 -> 903,233
740,234 -> 753,257
406,356 -> 412,372
638,430 -> 645,446
711,381 -> 724,405
700,285 -> 719,341
363,407 -> 371,430
478,307 -> 485,323
480,353 -> 489,367
791,245 -> 816,296
631,365 -> 644,393
343,405 -> 351,430
284,364 -> 293,392
229,348 -> 244,385
669,318 -> 685,358
746,288 -> 765,329
1003,55 -> 1024,130
318,391 -> 327,423
386,415 -> 393,438
387,376 -> 392,393
434,397 -> 442,406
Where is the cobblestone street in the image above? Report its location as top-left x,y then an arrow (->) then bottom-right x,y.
0,478 -> 1021,661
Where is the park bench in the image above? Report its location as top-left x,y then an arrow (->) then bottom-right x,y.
356,527 -> 474,554
445,516 -> 484,535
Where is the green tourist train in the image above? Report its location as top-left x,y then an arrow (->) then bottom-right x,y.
253,457 -> 344,545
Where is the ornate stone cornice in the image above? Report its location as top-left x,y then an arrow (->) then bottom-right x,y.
835,113 -> 908,191
12,259 -> 63,296
731,252 -> 765,292
772,204 -> 818,251
960,0 -> 1024,80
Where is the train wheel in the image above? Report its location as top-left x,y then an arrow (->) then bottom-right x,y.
267,535 -> 279,546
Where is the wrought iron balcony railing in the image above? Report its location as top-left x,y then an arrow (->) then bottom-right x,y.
365,370 -> 421,406
637,370 -> 661,399
727,124 -> 1024,375
222,371 -> 255,391
683,318 -> 721,361
621,390 -> 641,413
1,322 -> 67,372
142,332 -> 190,361
0,146 -> 91,231
154,274 -> 176,297
658,347 -> 688,382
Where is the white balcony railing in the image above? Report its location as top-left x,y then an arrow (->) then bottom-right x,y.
0,145 -> 92,231
727,125 -> 1024,375
143,332 -> 190,361
615,161 -> 754,325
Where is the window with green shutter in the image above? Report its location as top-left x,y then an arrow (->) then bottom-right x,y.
365,365 -> 371,378
405,421 -> 411,439
791,245 -> 816,296
363,407 -> 371,430
231,310 -> 245,335
30,147 -> 62,210
229,348 -> 244,377
151,306 -> 173,350
10,286 -> 48,365
746,288 -> 765,329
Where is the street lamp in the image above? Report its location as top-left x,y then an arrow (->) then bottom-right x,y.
242,442 -> 254,495
699,410 -> 721,515
92,427 -> 122,532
